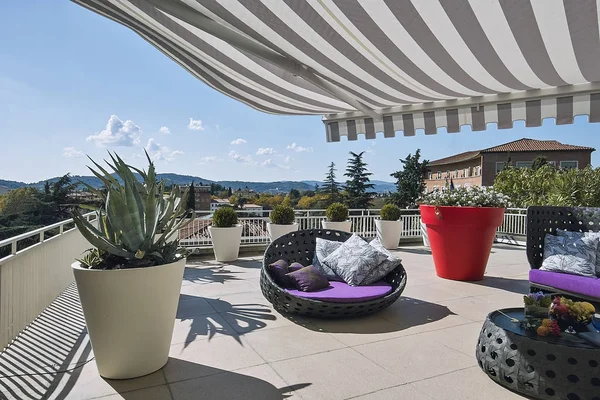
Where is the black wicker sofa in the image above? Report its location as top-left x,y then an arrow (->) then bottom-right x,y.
260,229 -> 407,318
527,206 -> 600,303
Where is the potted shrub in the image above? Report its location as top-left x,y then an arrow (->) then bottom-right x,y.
375,204 -> 403,250
208,206 -> 242,262
71,153 -> 193,379
322,202 -> 351,232
267,204 -> 298,240
419,186 -> 509,281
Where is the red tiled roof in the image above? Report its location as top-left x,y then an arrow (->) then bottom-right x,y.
428,138 -> 594,167
480,138 -> 595,153
428,151 -> 481,166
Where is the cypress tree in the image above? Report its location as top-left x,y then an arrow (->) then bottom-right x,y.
343,151 -> 375,209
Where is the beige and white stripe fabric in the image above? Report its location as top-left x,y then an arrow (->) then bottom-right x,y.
73,0 -> 600,142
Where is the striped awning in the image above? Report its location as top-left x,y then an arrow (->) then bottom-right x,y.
73,0 -> 600,142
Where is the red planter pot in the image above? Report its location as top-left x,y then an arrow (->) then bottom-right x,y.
420,205 -> 505,281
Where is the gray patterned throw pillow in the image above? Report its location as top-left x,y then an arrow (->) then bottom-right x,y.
540,233 -> 598,277
313,237 -> 344,281
556,229 -> 600,277
322,234 -> 388,286
361,238 -> 403,285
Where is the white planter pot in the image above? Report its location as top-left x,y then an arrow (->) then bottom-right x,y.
321,220 -> 352,233
208,225 -> 243,262
375,219 -> 403,250
267,222 -> 299,241
72,258 -> 186,379
420,218 -> 430,247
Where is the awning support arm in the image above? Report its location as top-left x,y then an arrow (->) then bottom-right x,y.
140,0 -> 381,119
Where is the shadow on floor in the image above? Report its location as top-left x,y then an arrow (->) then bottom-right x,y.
0,284 -> 89,400
177,294 -> 276,347
396,247 -> 432,255
227,259 -> 263,269
120,358 -> 309,400
182,266 -> 245,285
474,276 -> 529,294
287,297 -> 456,334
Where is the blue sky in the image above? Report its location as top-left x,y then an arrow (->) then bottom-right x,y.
1,2 -> 599,184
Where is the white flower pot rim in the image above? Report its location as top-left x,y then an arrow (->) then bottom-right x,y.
210,224 -> 243,228
267,222 -> 298,225
71,256 -> 186,272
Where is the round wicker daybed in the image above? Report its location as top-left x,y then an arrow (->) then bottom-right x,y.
260,229 -> 407,318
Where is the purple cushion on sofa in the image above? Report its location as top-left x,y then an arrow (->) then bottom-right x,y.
268,259 -> 289,286
284,280 -> 393,303
530,269 -> 600,299
286,265 -> 330,292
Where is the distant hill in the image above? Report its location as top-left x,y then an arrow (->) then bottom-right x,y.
1,175 -> 395,194
302,180 -> 395,193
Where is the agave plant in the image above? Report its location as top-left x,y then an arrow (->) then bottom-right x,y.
72,152 -> 194,269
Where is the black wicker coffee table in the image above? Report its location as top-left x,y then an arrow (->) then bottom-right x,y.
476,308 -> 600,400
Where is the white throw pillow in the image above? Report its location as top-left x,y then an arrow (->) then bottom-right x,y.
540,233 -> 598,277
556,229 -> 600,277
312,237 -> 343,281
361,238 -> 403,285
322,234 -> 388,286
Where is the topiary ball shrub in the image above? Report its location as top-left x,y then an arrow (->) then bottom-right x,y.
326,203 -> 349,222
380,204 -> 402,221
270,204 -> 295,225
212,206 -> 238,228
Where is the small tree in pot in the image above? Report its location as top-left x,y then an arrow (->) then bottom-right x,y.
376,204 -> 403,250
267,204 -> 298,241
419,186 -> 510,281
71,152 -> 193,379
322,202 -> 351,232
209,206 -> 242,262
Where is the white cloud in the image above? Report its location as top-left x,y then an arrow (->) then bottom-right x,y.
256,147 -> 276,155
159,126 -> 170,135
282,155 -> 293,163
145,138 -> 184,162
287,142 -> 313,152
228,150 -> 255,165
87,115 -> 142,147
215,124 -> 220,131
262,159 -> 290,169
198,156 -> 222,164
188,118 -> 205,131
230,138 -> 247,145
63,147 -> 84,158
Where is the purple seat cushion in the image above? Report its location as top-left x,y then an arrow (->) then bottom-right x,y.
530,269 -> 600,299
284,280 -> 393,303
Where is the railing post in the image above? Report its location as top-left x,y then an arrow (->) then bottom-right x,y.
11,241 -> 17,255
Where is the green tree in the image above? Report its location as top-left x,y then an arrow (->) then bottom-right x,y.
532,155 -> 549,170
227,187 -> 233,197
186,182 -> 196,210
321,162 -> 340,206
343,151 -> 375,209
389,149 -> 429,208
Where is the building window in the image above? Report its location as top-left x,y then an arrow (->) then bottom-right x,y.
516,161 -> 533,168
428,172 -> 432,179
454,169 -> 458,178
496,162 -> 506,174
560,161 -> 579,170
547,161 -> 556,166
436,171 -> 442,179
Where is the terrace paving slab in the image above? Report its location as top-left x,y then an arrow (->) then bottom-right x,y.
0,245 -> 529,399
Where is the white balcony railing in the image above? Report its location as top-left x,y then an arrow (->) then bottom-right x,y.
0,213 -> 96,350
0,207 -> 527,350
179,208 -> 528,248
